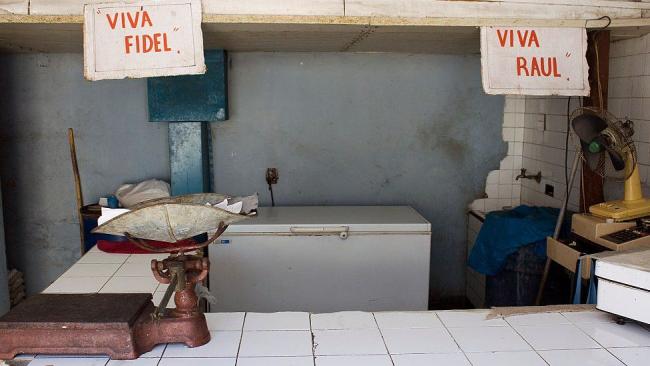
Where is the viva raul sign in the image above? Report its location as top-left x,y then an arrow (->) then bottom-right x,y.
84,0 -> 205,81
481,27 -> 590,96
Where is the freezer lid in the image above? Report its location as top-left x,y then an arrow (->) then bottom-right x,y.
595,249 -> 650,291
223,206 -> 431,234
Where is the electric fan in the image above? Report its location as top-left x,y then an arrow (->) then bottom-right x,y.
571,107 -> 650,221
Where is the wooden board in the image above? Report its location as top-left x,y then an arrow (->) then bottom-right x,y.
345,0 -> 647,19
1,10 -> 650,54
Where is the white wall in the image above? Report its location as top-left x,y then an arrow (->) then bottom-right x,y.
607,34 -> 650,200
519,96 -> 582,210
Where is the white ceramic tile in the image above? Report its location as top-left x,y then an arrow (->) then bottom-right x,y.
465,351 -> 547,366
313,329 -> 386,356
237,357 -> 314,366
608,346 -> 650,366
206,312 -> 245,331
315,355 -> 392,366
61,263 -> 121,277
514,324 -> 600,351
86,245 -> 102,252
382,328 -> 459,354
158,358 -> 235,366
239,330 -> 312,357
139,344 -> 166,358
99,276 -> 158,293
561,311 -> 618,324
125,253 -> 169,263
374,311 -> 442,329
44,276 -> 110,293
155,283 -> 169,293
152,291 -> 176,308
311,311 -> 377,330
506,312 -> 571,326
244,312 -> 310,331
538,349 -> 625,366
114,262 -> 155,277
28,357 -> 110,366
577,322 -> 650,348
107,359 -> 159,366
448,326 -> 531,353
437,310 -> 507,327
163,331 -> 241,358
76,252 -> 130,264
392,353 -> 470,366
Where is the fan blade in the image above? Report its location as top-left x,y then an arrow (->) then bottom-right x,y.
591,134 -> 626,171
582,149 -> 604,172
572,113 -> 608,143
605,147 -> 626,171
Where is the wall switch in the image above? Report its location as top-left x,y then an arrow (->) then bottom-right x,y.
545,184 -> 554,197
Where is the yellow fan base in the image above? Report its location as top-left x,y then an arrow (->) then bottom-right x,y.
590,154 -> 650,221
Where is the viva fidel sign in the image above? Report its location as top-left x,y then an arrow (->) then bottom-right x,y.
83,0 -> 205,81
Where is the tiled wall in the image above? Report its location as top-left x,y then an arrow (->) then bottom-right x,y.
472,34 -> 650,213
608,34 -> 650,192
519,96 -> 582,211
469,96 -> 525,213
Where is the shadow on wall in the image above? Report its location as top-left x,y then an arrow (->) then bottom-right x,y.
0,53 -> 170,295
211,52 -> 507,308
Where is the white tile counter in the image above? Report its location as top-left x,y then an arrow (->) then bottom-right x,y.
43,246 -> 174,308
16,248 -> 650,365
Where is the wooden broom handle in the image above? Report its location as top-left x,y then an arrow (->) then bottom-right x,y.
68,128 -> 85,255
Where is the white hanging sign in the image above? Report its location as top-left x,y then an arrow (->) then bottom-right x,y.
83,0 -> 205,81
481,27 -> 590,96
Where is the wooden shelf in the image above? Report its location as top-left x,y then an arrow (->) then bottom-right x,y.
2,5 -> 650,54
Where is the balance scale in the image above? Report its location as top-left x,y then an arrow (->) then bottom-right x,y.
0,194 -> 247,360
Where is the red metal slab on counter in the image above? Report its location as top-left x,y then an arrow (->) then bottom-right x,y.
0,293 -> 209,360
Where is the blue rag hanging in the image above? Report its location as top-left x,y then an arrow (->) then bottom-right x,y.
469,205 -> 563,276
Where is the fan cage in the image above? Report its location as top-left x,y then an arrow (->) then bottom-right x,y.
569,106 -> 637,181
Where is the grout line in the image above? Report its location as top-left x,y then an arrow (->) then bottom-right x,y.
234,312 -> 247,365
158,344 -> 168,361
97,257 -> 129,293
371,312 -> 395,366
503,317 -> 551,366
433,312 -> 473,366
310,313 -> 316,366
570,322 -> 633,366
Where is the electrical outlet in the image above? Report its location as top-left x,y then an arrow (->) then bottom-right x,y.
545,184 -> 554,197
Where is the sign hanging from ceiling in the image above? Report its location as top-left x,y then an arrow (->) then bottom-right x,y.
481,27 -> 589,96
83,0 -> 205,81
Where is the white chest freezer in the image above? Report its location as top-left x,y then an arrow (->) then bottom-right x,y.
208,206 -> 431,312
595,249 -> 650,324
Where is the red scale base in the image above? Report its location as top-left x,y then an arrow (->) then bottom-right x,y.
0,293 -> 210,360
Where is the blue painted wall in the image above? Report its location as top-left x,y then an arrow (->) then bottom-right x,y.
0,54 -> 170,294
212,53 -> 506,307
0,52 -> 504,307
